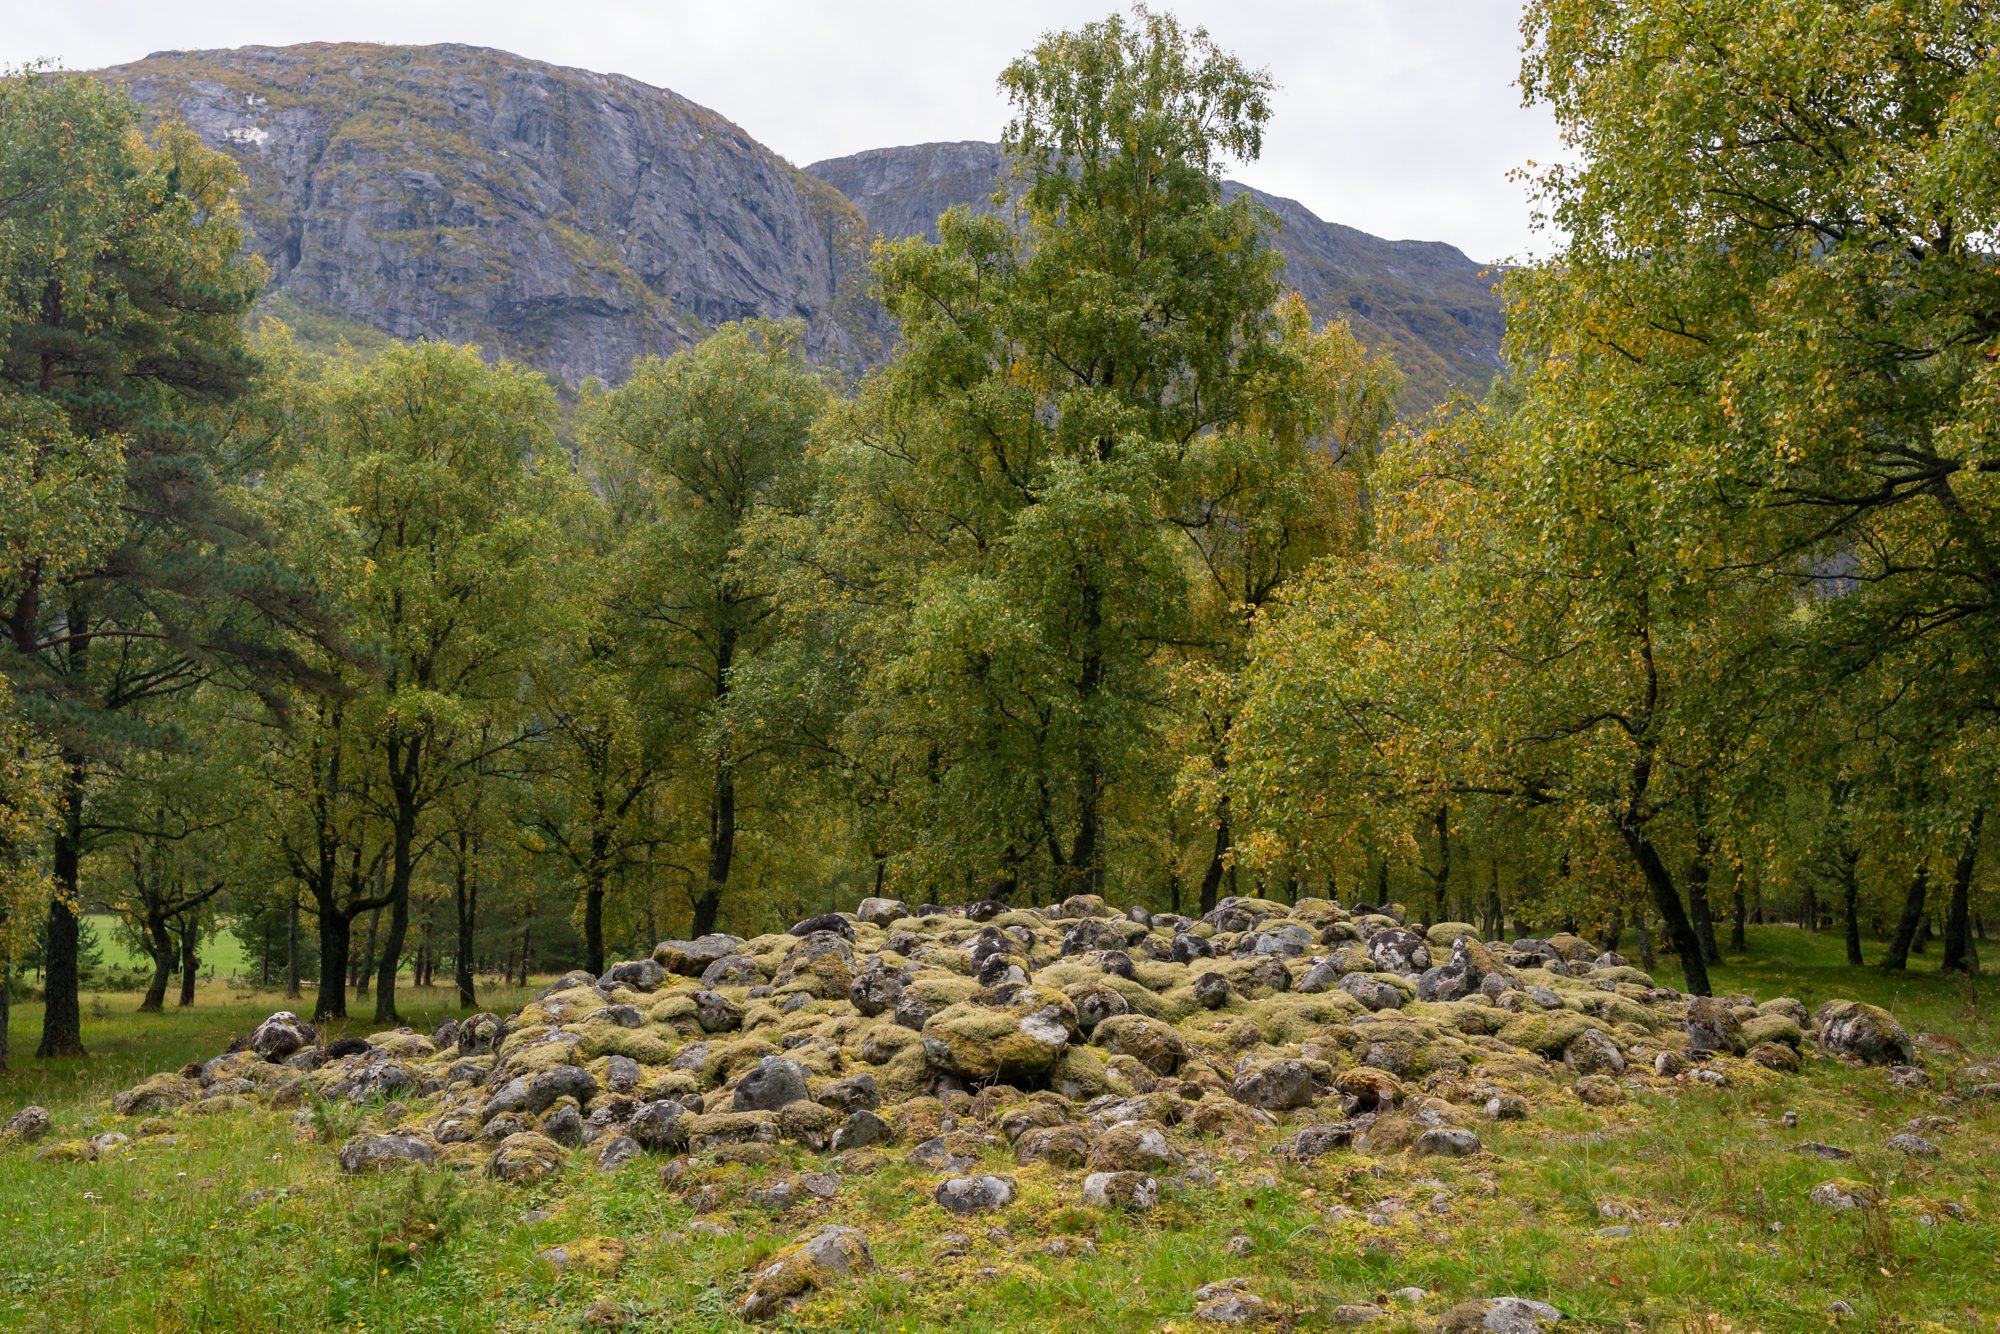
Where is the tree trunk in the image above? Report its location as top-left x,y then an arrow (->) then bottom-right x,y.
1428,805 -> 1450,924
695,758 -> 736,940
177,918 -> 199,1007
373,886 -> 408,1023
1941,808 -> 1983,975
286,895 -> 302,999
36,759 -> 88,1057
354,906 -> 379,997
138,914 -> 173,1013
1686,830 -> 1721,965
1729,871 -> 1748,953
1636,915 -> 1657,972
584,840 -> 604,976
1619,821 -> 1709,996
0,964 -> 9,1073
1880,866 -> 1930,971
313,905 -> 351,1020
374,785 -> 419,1022
454,845 -> 478,1009
1197,801 -> 1231,914
1068,592 -> 1107,896
1838,847 -> 1864,966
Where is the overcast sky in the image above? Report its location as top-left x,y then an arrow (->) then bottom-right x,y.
7,1 -> 1559,262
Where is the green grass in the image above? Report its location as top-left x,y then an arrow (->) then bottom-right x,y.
77,913 -> 253,983
2,932 -> 1996,1332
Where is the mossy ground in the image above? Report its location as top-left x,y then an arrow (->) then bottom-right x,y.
3,928 -> 1997,1333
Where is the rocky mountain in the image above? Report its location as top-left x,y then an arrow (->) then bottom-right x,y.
103,43 -> 892,385
101,44 -> 1503,407
810,142 -> 1506,409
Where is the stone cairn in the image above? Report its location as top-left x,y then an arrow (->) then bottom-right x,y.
14,892 -> 1954,1325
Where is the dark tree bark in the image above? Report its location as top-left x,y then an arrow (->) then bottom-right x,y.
1942,808 -> 1983,974
583,829 -> 609,978
1836,846 -> 1864,966
1880,865 -> 1930,971
316,911 -> 350,1020
373,732 -> 425,1024
37,756 -> 88,1057
354,906 -> 379,998
138,913 -> 175,1013
176,916 -> 198,1007
1600,912 -> 1624,954
453,833 -> 478,1009
1730,871 -> 1748,953
1427,805 -> 1451,924
693,763 -> 736,939
0,965 -> 9,1074
1686,826 -> 1721,964
1623,826 -> 1710,996
285,894 -> 302,1000
373,888 -> 408,1023
1197,800 -> 1231,914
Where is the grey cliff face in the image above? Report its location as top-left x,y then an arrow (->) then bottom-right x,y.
103,43 -> 890,386
808,142 -> 1506,408
98,45 -> 1499,408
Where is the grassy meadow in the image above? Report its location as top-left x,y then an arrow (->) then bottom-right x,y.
0,928 -> 1995,1333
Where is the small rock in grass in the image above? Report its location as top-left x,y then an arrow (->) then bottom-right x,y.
933,1175 -> 1015,1214
739,1225 -> 872,1321
1192,1278 -> 1268,1324
1,1106 -> 52,1144
1412,1127 -> 1482,1158
595,1134 -> 641,1173
1081,1170 -> 1158,1211
1809,1179 -> 1876,1211
1436,1296 -> 1565,1331
581,1298 -> 634,1330
1572,1075 -> 1623,1106
1886,1133 -> 1939,1158
488,1131 -> 566,1184
1791,1141 -> 1852,1161
1813,1000 -> 1915,1066
733,1056 -> 811,1111
337,1132 -> 436,1174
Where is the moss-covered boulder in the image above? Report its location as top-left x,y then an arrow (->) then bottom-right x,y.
488,1131 -> 566,1184
1814,1000 -> 1915,1065
1090,1013 -> 1189,1075
921,983 -> 1077,1081
112,1073 -> 201,1117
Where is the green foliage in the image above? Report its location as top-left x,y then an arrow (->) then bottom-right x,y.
356,1167 -> 476,1268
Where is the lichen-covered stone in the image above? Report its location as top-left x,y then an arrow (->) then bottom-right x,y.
1814,1000 -> 1915,1065
489,1131 -> 567,1183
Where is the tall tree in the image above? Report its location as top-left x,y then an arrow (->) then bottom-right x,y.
799,8 -> 1358,904
270,340 -> 572,1020
0,69 -> 328,1056
583,320 -> 827,938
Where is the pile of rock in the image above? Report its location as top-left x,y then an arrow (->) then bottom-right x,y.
45,893 -> 1934,1319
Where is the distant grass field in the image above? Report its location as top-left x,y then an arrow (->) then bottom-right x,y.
1,928 -> 1995,1333
75,913 -> 253,983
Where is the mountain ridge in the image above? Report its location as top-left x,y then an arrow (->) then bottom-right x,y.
99,43 -> 1503,408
